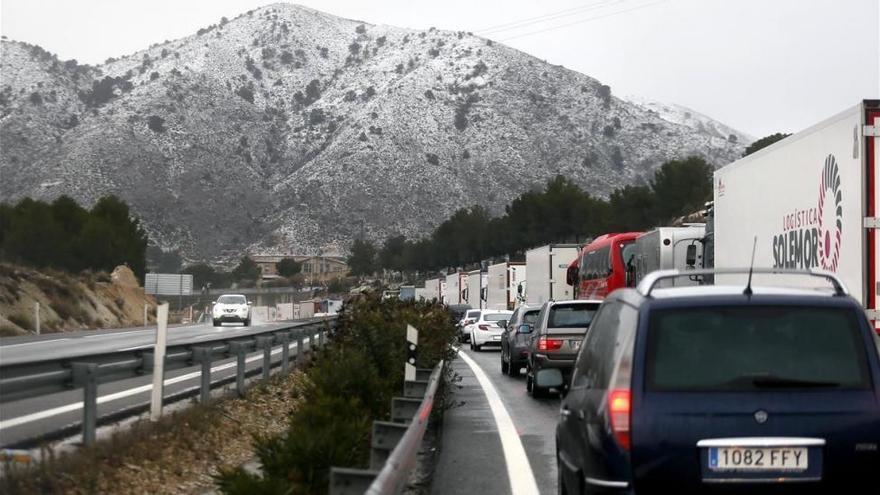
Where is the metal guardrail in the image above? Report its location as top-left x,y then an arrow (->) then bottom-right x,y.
0,316 -> 337,446
329,361 -> 444,495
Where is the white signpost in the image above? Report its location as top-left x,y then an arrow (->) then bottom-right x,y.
150,303 -> 169,422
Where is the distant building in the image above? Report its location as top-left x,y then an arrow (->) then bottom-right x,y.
252,254 -> 349,283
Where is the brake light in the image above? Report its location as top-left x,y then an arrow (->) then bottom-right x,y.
537,337 -> 563,351
478,324 -> 490,331
608,389 -> 631,451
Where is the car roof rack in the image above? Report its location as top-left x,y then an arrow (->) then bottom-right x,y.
636,268 -> 849,298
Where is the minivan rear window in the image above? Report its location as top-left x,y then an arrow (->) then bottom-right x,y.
549,304 -> 598,329
646,306 -> 871,391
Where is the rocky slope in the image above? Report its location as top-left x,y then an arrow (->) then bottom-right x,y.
0,3 -> 749,260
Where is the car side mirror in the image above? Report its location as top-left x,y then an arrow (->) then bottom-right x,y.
517,284 -> 524,295
517,324 -> 532,334
686,244 -> 697,268
566,266 -> 578,286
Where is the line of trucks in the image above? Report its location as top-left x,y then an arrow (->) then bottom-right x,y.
399,100 -> 879,327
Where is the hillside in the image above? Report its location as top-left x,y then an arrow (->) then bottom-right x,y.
0,264 -> 157,336
0,3 -> 749,260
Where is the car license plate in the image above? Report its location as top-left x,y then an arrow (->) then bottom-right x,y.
708,447 -> 808,471
570,340 -> 581,350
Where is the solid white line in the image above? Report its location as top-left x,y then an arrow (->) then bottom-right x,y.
1,338 -> 69,348
0,342 -> 304,430
457,350 -> 540,495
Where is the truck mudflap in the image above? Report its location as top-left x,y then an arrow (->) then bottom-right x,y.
867,103 -> 880,334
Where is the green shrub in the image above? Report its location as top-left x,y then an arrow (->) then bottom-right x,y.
216,297 -> 456,494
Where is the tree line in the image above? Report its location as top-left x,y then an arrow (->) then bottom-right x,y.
349,156 -> 714,275
0,196 -> 148,277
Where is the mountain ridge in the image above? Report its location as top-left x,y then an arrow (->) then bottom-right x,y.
0,3 -> 749,260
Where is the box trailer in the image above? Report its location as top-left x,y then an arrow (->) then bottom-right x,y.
715,100 -> 880,322
399,285 -> 415,301
414,286 -> 429,301
631,225 -> 706,288
525,244 -> 580,304
486,262 -> 526,310
463,269 -> 488,309
445,272 -> 468,305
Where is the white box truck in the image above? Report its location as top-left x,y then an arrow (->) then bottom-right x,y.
445,272 -> 468,305
486,262 -> 526,310
714,100 -> 880,321
631,225 -> 706,288
463,269 -> 488,309
525,244 -> 580,304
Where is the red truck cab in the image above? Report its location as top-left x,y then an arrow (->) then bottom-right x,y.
568,232 -> 642,300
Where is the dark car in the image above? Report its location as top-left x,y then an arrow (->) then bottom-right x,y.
500,304 -> 542,377
553,269 -> 880,494
525,299 -> 601,398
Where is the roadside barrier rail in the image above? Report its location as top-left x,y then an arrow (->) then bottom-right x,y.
329,361 -> 444,495
0,317 -> 337,447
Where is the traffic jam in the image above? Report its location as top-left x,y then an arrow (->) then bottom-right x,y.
420,100 -> 880,493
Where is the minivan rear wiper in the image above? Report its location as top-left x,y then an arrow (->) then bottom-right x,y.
750,376 -> 841,388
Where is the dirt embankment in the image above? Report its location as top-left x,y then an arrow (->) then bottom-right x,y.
0,263 -> 157,337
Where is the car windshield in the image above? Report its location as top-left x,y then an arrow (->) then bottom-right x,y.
548,304 -> 598,328
484,313 -> 510,322
647,305 -> 871,391
217,295 -> 246,304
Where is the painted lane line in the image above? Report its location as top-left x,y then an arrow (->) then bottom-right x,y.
0,338 -> 70,348
457,350 -> 540,495
0,342 -> 301,430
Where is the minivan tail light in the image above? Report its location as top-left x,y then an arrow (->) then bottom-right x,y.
608,389 -> 631,451
537,337 -> 563,351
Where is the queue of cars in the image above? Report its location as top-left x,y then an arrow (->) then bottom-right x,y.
453,268 -> 880,492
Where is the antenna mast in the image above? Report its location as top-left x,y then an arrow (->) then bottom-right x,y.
744,237 -> 757,296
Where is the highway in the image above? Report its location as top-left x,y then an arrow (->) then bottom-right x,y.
0,320 -> 321,448
433,346 -> 559,495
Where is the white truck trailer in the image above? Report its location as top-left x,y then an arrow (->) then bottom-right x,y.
422,278 -> 443,302
525,244 -> 580,304
414,286 -> 430,301
463,269 -> 488,309
631,225 -> 706,288
486,262 -> 526,310
714,100 -> 880,322
445,272 -> 468,305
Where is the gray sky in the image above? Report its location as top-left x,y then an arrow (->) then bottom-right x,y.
1,0 -> 878,137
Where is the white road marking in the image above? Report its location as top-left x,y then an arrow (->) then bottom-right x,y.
0,340 -> 306,430
457,350 -> 540,495
1,338 -> 69,348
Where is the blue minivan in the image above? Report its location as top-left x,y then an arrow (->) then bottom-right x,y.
551,269 -> 880,494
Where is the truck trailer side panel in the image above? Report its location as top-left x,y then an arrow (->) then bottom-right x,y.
525,244 -> 579,304
715,101 -> 878,316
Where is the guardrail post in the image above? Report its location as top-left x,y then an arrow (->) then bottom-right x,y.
370,421 -> 408,470
229,341 -> 249,397
71,362 -> 98,446
295,331 -> 306,365
278,332 -> 291,373
255,336 -> 274,381
329,467 -> 378,495
192,346 -> 213,404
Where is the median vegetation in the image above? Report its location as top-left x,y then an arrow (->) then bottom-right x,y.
215,295 -> 457,494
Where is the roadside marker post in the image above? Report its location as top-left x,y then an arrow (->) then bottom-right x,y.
405,325 -> 418,382
34,302 -> 40,335
149,303 -> 169,421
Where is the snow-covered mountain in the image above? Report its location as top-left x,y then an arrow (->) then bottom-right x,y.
0,3 -> 750,260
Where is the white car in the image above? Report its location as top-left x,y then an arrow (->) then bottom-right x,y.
459,309 -> 482,343
469,310 -> 513,351
212,294 -> 251,326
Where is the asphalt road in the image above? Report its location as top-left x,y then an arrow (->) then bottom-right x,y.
0,320 -> 322,448
433,346 -> 560,495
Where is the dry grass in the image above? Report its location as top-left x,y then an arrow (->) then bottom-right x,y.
1,370 -> 308,495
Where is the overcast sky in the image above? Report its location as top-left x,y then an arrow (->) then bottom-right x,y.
1,0 -> 878,137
